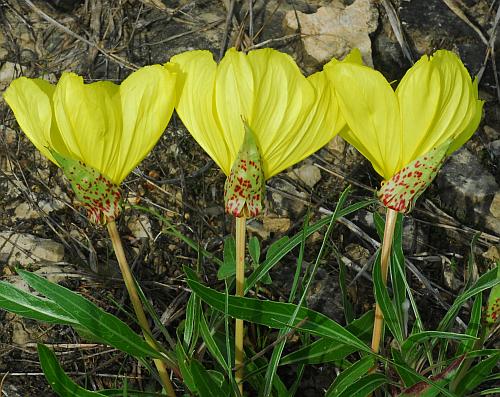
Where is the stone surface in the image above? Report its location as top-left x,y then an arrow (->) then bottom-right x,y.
288,163 -> 322,188
284,0 -> 378,67
0,62 -> 26,90
127,214 -> 153,240
263,216 -> 291,234
0,232 -> 65,265
436,148 -> 500,234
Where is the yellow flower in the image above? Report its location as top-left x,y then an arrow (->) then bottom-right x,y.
4,66 -> 176,222
170,47 -> 344,179
4,66 -> 176,184
170,47 -> 346,217
326,50 -> 483,212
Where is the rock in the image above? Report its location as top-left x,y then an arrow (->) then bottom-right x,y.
351,209 -> 429,253
436,148 -> 500,234
269,178 -> 308,217
490,193 -> 500,219
288,163 -> 322,188
489,139 -> 500,169
482,245 -> 500,261
284,0 -> 378,68
0,232 -> 65,265
345,243 -> 370,265
0,62 -> 26,90
127,214 -> 153,240
263,216 -> 291,234
246,219 -> 270,240
13,202 -> 39,220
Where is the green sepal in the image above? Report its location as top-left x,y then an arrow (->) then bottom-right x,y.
484,265 -> 500,325
50,150 -> 122,224
224,121 -> 265,218
378,140 -> 451,213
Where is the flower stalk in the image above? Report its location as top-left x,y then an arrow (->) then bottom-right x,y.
107,220 -> 176,397
371,208 -> 398,354
235,216 -> 246,395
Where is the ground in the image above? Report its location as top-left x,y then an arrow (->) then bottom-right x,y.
0,0 -> 499,396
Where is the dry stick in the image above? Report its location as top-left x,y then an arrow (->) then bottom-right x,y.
235,216 -> 247,395
370,208 -> 398,354
107,221 -> 176,397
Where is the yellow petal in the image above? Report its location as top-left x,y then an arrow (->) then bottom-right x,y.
53,72 -> 122,182
265,66 -> 343,178
3,77 -> 61,163
215,48 -> 254,166
328,62 -> 402,180
245,49 -> 316,177
171,50 -> 232,174
116,65 -> 176,182
397,50 -> 480,163
447,77 -> 484,154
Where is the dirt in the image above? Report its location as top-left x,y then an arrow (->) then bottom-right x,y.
0,0 -> 499,396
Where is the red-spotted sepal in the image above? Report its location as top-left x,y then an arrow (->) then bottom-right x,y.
378,141 -> 451,213
51,150 -> 122,224
224,122 -> 265,218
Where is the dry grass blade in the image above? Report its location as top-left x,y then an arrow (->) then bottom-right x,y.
381,0 -> 414,63
23,0 -> 139,70
442,0 -> 488,45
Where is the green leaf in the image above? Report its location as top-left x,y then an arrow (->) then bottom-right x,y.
336,373 -> 387,397
325,356 -> 375,396
246,199 -> 377,292
184,293 -> 200,348
391,348 -> 420,387
175,343 -> 196,392
398,356 -> 465,397
456,353 -> 500,396
38,343 -> 106,396
438,267 -> 499,332
281,311 -> 374,365
248,236 -> 260,265
457,293 -> 482,356
484,265 -> 500,325
19,270 -> 160,359
373,251 -> 404,345
185,268 -> 370,354
218,236 -> 236,280
198,310 -> 229,371
190,360 -> 225,397
0,281 -> 78,325
401,331 -> 477,358
390,213 -> 408,337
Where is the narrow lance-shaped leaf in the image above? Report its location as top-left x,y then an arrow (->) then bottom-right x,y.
38,343 -> 107,397
185,267 -> 371,353
19,270 -> 161,359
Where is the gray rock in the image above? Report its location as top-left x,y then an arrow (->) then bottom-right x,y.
0,232 -> 65,265
288,163 -> 322,188
436,148 -> 499,234
283,0 -> 378,68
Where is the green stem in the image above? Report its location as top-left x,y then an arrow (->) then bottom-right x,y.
235,216 -> 246,395
371,208 -> 398,354
107,220 -> 176,397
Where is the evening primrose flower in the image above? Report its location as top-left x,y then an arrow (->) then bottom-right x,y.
170,47 -> 347,217
326,50 -> 483,212
4,66 -> 176,223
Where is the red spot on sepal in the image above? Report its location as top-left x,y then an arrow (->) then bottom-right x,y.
49,149 -> 122,224
224,121 -> 265,218
377,141 -> 451,213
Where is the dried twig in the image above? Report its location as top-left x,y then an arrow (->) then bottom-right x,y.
380,0 -> 414,63
23,0 -> 139,70
442,0 -> 488,45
